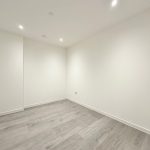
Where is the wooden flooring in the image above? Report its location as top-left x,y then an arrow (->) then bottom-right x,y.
0,100 -> 150,150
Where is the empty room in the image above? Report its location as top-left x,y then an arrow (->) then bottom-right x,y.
0,0 -> 150,149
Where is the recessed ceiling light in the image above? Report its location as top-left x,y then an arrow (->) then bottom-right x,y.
59,38 -> 64,43
18,24 -> 24,30
111,0 -> 118,7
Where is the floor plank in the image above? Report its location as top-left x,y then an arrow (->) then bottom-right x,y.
0,100 -> 149,150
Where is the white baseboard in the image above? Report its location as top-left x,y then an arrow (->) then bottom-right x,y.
1,99 -> 149,135
68,99 -> 150,135
24,99 -> 66,109
0,108 -> 24,117
0,99 -> 65,116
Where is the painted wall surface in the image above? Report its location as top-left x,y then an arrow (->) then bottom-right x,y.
0,10 -> 150,134
67,10 -> 150,132
24,38 -> 66,107
0,30 -> 23,114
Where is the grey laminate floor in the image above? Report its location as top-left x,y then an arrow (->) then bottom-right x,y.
0,100 -> 150,150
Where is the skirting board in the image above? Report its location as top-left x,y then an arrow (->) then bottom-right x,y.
0,99 -> 65,116
68,99 -> 150,135
24,99 -> 66,109
0,108 -> 24,117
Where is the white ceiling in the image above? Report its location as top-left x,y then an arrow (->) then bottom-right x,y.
0,0 -> 150,47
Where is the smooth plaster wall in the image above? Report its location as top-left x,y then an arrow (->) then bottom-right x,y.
0,32 -> 66,113
0,30 -> 23,115
67,10 -> 150,132
24,38 -> 66,107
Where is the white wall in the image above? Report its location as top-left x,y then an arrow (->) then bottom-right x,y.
0,32 -> 66,113
67,10 -> 150,132
0,10 -> 150,135
24,38 -> 66,107
0,30 -> 23,115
